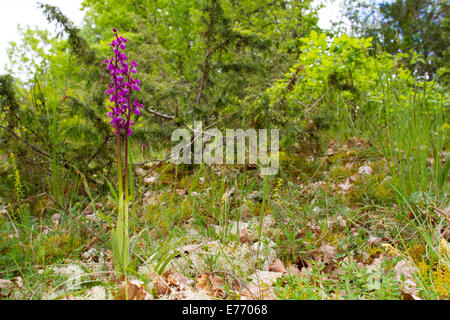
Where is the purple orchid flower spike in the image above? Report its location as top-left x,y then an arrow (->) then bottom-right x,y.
104,28 -> 143,135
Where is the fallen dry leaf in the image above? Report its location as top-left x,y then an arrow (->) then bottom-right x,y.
269,258 -> 287,273
394,260 -> 418,297
239,228 -> 251,243
210,275 -> 226,298
320,242 -> 337,264
114,279 -> 152,300
196,273 -> 209,290
286,264 -> 303,277
401,291 -> 422,300
156,269 -> 197,299
195,273 -> 227,298
154,273 -> 170,296
240,270 -> 283,300
164,269 -> 189,288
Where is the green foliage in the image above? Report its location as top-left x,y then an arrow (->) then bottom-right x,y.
345,0 -> 449,82
1,0 -> 320,204
274,273 -> 327,300
250,31 -> 413,145
80,0 -> 318,127
111,194 -> 130,278
275,258 -> 402,300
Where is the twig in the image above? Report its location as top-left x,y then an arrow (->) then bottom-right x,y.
0,191 -> 67,214
131,159 -> 166,166
430,206 -> 450,223
147,108 -> 175,120
0,125 -> 50,158
0,193 -> 46,210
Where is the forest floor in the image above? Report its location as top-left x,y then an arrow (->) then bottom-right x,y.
1,136 -> 449,300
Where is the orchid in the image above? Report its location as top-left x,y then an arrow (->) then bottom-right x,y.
104,28 -> 143,280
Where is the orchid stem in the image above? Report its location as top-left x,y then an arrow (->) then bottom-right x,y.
116,133 -> 123,201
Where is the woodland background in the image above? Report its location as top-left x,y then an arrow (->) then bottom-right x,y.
0,0 -> 448,300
